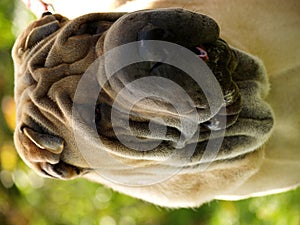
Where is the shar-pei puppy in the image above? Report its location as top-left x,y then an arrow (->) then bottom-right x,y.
12,1 -> 300,208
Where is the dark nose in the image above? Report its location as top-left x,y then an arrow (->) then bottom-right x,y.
104,8 -> 220,51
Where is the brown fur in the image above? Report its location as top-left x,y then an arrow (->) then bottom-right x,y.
13,0 -> 300,207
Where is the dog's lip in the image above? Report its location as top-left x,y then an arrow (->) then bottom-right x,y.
83,116 -> 272,171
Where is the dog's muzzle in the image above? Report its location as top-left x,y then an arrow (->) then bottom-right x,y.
12,9 -> 274,180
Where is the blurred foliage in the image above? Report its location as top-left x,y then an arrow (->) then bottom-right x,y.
0,1 -> 299,225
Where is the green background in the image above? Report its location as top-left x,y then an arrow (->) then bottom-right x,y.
0,1 -> 299,224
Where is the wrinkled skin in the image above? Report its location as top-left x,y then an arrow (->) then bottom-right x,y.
12,1 -> 300,208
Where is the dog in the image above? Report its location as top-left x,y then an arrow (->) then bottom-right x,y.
13,0 -> 300,207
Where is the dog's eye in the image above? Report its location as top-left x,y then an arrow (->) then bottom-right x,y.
22,127 -> 64,154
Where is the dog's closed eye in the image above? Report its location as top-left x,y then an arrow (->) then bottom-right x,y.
23,127 -> 64,154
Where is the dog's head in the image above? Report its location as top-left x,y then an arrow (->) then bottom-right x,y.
12,8 -> 274,207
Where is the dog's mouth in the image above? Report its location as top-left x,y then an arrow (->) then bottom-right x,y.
13,9 -> 274,178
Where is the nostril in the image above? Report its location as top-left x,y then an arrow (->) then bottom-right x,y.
137,25 -> 175,62
138,25 -> 166,41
